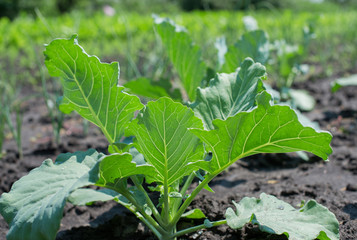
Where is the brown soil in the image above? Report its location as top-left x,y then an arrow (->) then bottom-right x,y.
0,76 -> 356,240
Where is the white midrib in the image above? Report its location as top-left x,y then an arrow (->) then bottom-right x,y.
71,71 -> 114,143
60,45 -> 115,144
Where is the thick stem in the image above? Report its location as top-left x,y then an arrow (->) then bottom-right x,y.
168,172 -> 217,229
171,219 -> 227,238
180,173 -> 196,200
163,178 -> 170,224
99,183 -> 168,238
171,172 -> 195,216
134,211 -> 163,239
119,187 -> 167,237
169,151 -> 250,229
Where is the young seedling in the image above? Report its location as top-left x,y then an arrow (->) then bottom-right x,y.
0,36 -> 339,240
0,79 -> 24,159
331,73 -> 357,92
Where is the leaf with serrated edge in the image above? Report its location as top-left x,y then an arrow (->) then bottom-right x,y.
191,58 -> 265,130
127,97 -> 204,186
225,193 -> 339,240
44,35 -> 143,144
96,153 -> 156,188
190,91 -> 332,172
0,149 -> 103,240
222,30 -> 269,73
154,15 -> 206,101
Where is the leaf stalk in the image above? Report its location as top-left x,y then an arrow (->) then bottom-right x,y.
171,172 -> 195,216
170,219 -> 227,238
130,175 -> 165,226
119,187 -> 167,236
168,172 -> 217,229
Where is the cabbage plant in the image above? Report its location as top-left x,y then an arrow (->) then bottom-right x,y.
0,36 -> 339,240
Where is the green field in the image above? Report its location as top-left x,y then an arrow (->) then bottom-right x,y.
1,2 -> 357,158
1,8 -> 356,86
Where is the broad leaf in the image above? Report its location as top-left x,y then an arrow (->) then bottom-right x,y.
263,85 -> 319,130
96,153 -> 156,188
68,188 -> 120,206
225,193 -> 339,240
0,149 -> 103,240
288,89 -> 315,112
190,58 -> 265,130
331,74 -> 357,92
221,30 -> 269,73
154,16 -> 206,101
124,77 -> 170,99
69,188 -> 139,210
190,91 -> 332,172
154,77 -> 183,100
294,109 -> 320,130
182,208 -> 206,219
108,142 -> 131,154
44,35 -> 143,144
127,97 -> 204,185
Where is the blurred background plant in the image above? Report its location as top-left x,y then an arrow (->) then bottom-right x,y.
0,63 -> 24,159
